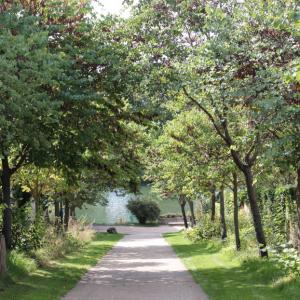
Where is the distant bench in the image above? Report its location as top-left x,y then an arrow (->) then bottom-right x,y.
159,216 -> 186,226
167,222 -> 185,226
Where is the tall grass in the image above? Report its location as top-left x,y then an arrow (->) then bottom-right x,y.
5,218 -> 95,275
30,219 -> 95,267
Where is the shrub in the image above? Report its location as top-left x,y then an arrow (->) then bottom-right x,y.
31,219 -> 95,267
269,243 -> 300,275
68,218 -> 95,243
11,205 -> 46,252
127,198 -> 160,224
185,213 -> 220,242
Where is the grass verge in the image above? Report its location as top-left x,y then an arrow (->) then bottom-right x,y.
0,233 -> 123,300
165,232 -> 300,300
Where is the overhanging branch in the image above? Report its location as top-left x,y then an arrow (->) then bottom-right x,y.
183,87 -> 228,143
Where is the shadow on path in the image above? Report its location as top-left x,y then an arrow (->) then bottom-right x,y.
63,227 -> 208,300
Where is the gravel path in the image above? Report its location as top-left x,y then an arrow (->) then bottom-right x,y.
62,225 -> 208,300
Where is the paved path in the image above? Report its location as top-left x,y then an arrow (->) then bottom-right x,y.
63,225 -> 208,300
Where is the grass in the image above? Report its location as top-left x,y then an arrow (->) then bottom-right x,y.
0,233 -> 123,300
165,232 -> 300,300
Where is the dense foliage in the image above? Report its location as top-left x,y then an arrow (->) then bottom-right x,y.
130,0 -> 300,258
127,198 -> 161,224
0,0 -> 300,290
0,0 -> 146,250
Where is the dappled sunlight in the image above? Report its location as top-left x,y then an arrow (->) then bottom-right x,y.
63,230 -> 208,300
0,1 -> 298,299
80,235 -> 194,286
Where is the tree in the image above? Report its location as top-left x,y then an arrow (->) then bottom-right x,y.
0,9 -> 62,248
232,172 -> 241,250
0,0 -> 153,248
219,187 -> 227,240
129,0 -> 299,257
145,108 -> 240,242
179,0 -> 298,257
15,166 -> 58,218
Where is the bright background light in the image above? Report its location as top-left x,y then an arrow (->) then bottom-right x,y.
93,0 -> 127,16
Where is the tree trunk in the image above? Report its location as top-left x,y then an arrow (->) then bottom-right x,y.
243,167 -> 268,257
34,196 -> 41,221
54,200 -> 60,225
285,196 -> 290,242
1,157 -> 12,250
233,172 -> 241,251
187,199 -> 196,227
64,199 -> 70,231
44,207 -> 50,223
179,196 -> 188,229
0,235 -> 6,276
211,186 -> 216,221
31,185 -> 40,220
59,200 -> 64,225
296,167 -> 300,256
219,187 -> 227,240
70,206 -> 76,218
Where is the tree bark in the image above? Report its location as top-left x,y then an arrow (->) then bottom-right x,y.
64,199 -> 70,231
179,195 -> 188,229
59,200 -> 64,225
44,207 -> 50,223
54,200 -> 60,225
219,187 -> 227,240
70,206 -> 76,218
31,183 -> 39,220
0,235 -> 6,276
34,197 -> 40,220
1,156 -> 12,249
187,199 -> 196,227
210,186 -> 216,221
233,172 -> 241,250
296,167 -> 300,256
243,167 -> 268,257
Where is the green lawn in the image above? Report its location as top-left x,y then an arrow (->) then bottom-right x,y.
0,233 -> 123,300
165,232 -> 300,300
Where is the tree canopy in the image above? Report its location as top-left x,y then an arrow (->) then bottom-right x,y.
0,0 -> 300,264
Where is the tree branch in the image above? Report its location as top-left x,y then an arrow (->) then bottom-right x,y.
183,87 -> 247,171
11,145 -> 29,174
183,87 -> 228,142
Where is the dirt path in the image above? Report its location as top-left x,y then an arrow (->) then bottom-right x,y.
63,225 -> 208,300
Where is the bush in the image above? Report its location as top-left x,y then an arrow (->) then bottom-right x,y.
127,198 -> 160,224
269,243 -> 300,276
185,213 -> 220,242
11,205 -> 46,252
31,219 -> 95,267
4,219 -> 95,282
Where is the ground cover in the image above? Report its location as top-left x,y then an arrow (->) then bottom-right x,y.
165,232 -> 300,300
